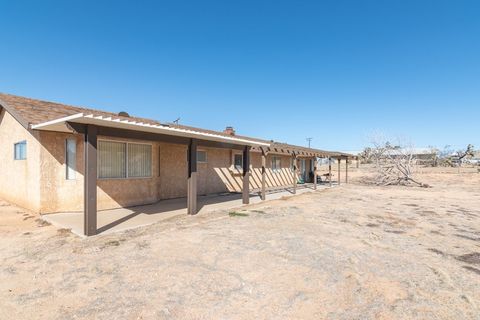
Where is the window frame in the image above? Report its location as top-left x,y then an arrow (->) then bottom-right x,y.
197,150 -> 208,163
98,139 -> 153,180
14,140 -> 27,160
233,153 -> 243,170
272,156 -> 282,172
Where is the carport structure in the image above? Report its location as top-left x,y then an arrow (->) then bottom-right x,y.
32,114 -> 269,236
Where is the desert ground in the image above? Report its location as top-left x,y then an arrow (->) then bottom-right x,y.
0,166 -> 479,319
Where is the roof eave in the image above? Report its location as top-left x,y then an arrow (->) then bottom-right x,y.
31,114 -> 270,148
0,97 -> 30,129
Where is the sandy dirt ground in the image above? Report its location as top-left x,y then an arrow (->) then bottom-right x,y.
0,166 -> 479,319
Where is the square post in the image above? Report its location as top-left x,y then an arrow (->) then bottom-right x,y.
346,157 -> 349,184
338,157 -> 341,185
187,139 -> 198,215
261,148 -> 266,201
84,124 -> 98,236
242,146 -> 251,204
292,153 -> 297,194
329,157 -> 332,187
313,157 -> 318,190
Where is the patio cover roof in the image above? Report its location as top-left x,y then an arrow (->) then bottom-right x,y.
30,113 -> 270,147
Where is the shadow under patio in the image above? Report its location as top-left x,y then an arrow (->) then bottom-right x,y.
43,183 -> 334,237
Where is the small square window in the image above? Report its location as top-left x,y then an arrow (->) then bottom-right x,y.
234,154 -> 243,170
14,141 -> 27,160
197,150 -> 207,163
272,156 -> 282,172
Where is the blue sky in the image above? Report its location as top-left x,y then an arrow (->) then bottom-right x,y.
0,0 -> 478,151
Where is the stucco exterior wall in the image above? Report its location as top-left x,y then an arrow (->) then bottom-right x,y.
158,143 -> 187,200
0,109 -> 42,212
37,136 -> 194,213
203,150 -> 314,193
36,134 -> 216,213
1,108 -> 318,214
38,131 -> 85,213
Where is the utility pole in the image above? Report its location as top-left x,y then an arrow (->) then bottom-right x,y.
306,137 -> 313,148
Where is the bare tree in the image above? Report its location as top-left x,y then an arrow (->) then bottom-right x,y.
438,144 -> 475,167
359,147 -> 373,164
369,135 -> 430,188
457,144 -> 475,164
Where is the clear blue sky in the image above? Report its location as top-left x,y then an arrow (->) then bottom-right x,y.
1,0 -> 478,151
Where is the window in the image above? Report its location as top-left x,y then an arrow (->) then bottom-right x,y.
98,141 -> 127,178
128,143 -> 152,177
98,141 -> 152,179
197,150 -> 207,163
66,139 -> 76,179
234,154 -> 243,170
272,156 -> 282,172
14,141 -> 27,160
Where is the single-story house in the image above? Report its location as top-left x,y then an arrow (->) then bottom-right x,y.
0,93 -> 351,235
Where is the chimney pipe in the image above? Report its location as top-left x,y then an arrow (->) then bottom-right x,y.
224,126 -> 235,136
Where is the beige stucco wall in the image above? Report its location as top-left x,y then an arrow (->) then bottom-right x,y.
35,132 -> 316,213
38,131 -> 84,213
0,109 -> 42,212
203,150 -> 314,193
37,135 -> 193,213
36,136 -> 312,213
1,108 -> 318,214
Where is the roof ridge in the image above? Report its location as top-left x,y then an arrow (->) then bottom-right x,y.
0,92 -> 105,113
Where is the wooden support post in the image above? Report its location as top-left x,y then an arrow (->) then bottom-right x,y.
338,157 -> 341,185
313,157 -> 318,190
346,158 -> 349,184
356,156 -> 360,168
261,148 -> 266,201
187,139 -> 198,215
292,153 -> 297,194
84,124 -> 98,236
242,146 -> 251,204
329,157 -> 332,187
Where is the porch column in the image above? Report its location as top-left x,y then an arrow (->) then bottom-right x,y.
338,157 -> 341,185
242,146 -> 251,204
187,139 -> 198,215
292,153 -> 297,194
329,157 -> 332,187
346,158 -> 349,184
313,157 -> 318,190
84,124 -> 98,236
261,148 -> 266,201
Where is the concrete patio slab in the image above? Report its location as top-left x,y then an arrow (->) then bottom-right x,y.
43,184 -> 333,236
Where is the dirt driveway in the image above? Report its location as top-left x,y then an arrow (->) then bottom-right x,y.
1,167 -> 479,319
